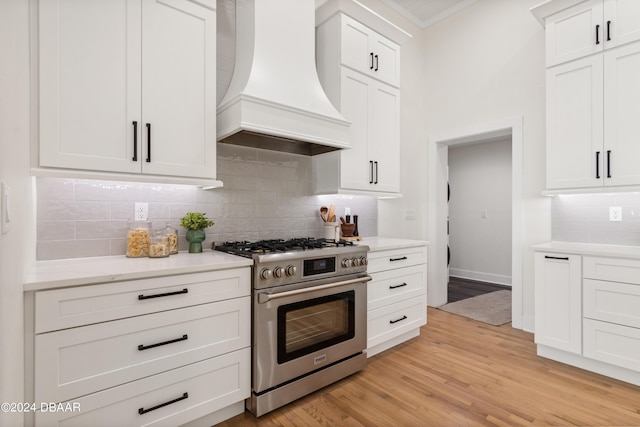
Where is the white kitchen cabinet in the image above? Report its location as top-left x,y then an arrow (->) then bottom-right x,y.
339,14 -> 400,87
366,242 -> 427,357
534,252 -> 582,354
544,0 -> 640,67
38,0 -> 218,181
25,265 -> 250,427
314,12 -> 401,197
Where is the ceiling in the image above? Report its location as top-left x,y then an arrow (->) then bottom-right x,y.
378,0 -> 477,29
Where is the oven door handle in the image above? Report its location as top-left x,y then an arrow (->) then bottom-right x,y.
257,275 -> 372,304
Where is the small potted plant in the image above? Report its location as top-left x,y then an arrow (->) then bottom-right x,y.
180,212 -> 215,253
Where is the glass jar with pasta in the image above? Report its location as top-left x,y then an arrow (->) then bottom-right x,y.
149,230 -> 170,258
164,223 -> 179,255
126,220 -> 150,257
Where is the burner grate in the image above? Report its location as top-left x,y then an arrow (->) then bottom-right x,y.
214,237 -> 353,257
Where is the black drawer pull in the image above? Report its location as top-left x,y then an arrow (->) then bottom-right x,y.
596,24 -> 600,45
138,288 -> 188,300
389,282 -> 408,289
607,20 -> 611,41
607,150 -> 612,178
146,123 -> 151,162
544,255 -> 569,261
132,121 -> 138,161
390,315 -> 408,324
370,52 -> 374,69
390,256 -> 408,262
138,334 -> 188,351
138,392 -> 188,415
374,54 -> 379,71
596,151 -> 601,179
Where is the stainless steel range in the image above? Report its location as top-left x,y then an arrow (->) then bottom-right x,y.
215,238 -> 370,416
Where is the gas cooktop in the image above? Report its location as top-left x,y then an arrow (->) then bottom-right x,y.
214,238 -> 354,259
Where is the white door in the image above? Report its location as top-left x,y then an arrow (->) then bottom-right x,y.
369,81 -> 400,193
39,0 -> 142,174
141,0 -> 217,179
546,54 -> 604,189
603,41 -> 640,186
370,34 -> 400,87
603,0 -> 640,49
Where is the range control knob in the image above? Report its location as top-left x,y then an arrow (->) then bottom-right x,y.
285,265 -> 297,276
341,258 -> 352,268
273,266 -> 284,278
352,257 -> 360,266
360,256 -> 368,266
260,268 -> 272,280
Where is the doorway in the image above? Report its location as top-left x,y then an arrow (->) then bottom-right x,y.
447,138 -> 512,302
428,117 -> 523,330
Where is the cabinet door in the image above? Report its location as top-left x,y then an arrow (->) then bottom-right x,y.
141,0 -> 217,179
370,34 -> 400,87
545,0 -> 603,67
603,0 -> 640,49
39,0 -> 142,174
369,81 -> 400,193
534,253 -> 582,354
338,68 -> 371,192
603,41 -> 640,186
546,54 -> 604,189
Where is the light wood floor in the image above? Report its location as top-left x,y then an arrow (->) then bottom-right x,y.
216,307 -> 640,427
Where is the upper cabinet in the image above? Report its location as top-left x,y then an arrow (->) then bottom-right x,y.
340,15 -> 400,88
545,0 -> 640,67
38,0 -> 220,184
314,2 -> 410,197
535,0 -> 640,190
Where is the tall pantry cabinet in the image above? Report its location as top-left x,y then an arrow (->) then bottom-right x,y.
313,1 -> 409,196
37,0 -> 218,182
538,0 -> 640,190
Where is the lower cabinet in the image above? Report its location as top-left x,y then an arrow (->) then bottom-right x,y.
25,267 -> 251,427
366,243 -> 427,357
534,249 -> 640,387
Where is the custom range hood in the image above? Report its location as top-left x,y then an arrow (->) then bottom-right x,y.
216,0 -> 351,156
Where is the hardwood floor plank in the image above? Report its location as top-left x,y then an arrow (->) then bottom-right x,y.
215,308 -> 640,427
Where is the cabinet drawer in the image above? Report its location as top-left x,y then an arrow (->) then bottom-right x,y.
35,297 -> 250,403
584,318 -> 640,372
367,297 -> 425,349
36,348 -> 250,427
367,246 -> 427,273
583,257 -> 640,284
584,278 -> 640,328
35,268 -> 250,333
368,264 -> 426,311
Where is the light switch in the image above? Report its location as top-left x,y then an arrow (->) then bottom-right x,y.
1,181 -> 11,234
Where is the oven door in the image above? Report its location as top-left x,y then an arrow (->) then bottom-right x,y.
253,273 -> 370,393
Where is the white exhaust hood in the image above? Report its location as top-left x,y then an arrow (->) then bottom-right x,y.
216,0 -> 351,156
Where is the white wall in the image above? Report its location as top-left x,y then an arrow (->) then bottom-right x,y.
0,1 -> 35,426
448,139 -> 512,285
371,0 -> 550,330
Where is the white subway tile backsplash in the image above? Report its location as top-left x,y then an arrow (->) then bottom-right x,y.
36,146 -> 378,260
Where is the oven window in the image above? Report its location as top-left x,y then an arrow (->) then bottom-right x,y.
277,291 -> 355,364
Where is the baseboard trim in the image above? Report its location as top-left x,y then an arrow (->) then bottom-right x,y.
449,269 -> 512,286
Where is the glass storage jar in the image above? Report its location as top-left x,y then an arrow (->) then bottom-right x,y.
148,230 -> 170,258
164,223 -> 179,255
126,220 -> 150,257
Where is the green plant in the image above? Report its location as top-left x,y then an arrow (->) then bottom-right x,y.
180,212 -> 214,231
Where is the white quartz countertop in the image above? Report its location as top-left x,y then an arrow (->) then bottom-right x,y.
24,251 -> 253,291
358,237 -> 428,252
532,241 -> 640,260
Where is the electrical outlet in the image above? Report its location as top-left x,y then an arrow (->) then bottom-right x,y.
135,202 -> 148,221
609,206 -> 622,222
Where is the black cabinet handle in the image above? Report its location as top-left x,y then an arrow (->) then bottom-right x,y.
544,255 -> 569,261
596,24 -> 600,44
389,282 -> 408,289
132,121 -> 138,161
390,256 -> 408,262
138,334 -> 188,351
607,20 -> 611,41
607,150 -> 612,178
596,151 -> 601,179
374,54 -> 379,71
370,52 -> 374,70
390,315 -> 407,324
369,160 -> 374,184
374,161 -> 378,184
146,123 -> 151,162
138,288 -> 188,300
138,392 -> 188,415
